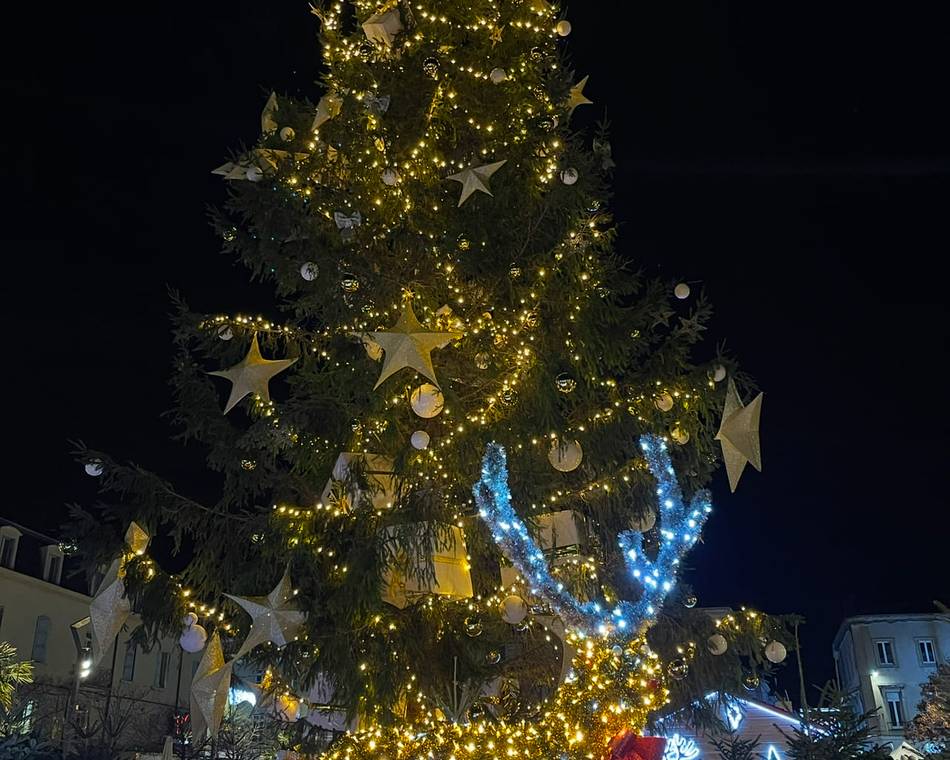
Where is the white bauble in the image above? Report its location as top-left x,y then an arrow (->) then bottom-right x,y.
560,168 -> 579,185
183,612 -> 199,627
548,438 -> 583,472
654,392 -> 674,412
713,364 -> 727,382
246,165 -> 264,182
180,623 -> 208,653
490,68 -> 508,84
670,426 -> 690,445
556,20 -> 572,36
500,595 -> 528,625
765,641 -> 787,664
382,167 -> 400,186
217,324 -> 233,341
410,430 -> 430,450
629,510 -> 656,533
707,633 -> 728,656
411,383 -> 445,418
674,282 -> 691,299
299,261 -> 320,281
84,460 -> 103,477
279,126 -> 296,142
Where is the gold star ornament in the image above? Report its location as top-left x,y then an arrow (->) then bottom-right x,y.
208,334 -> 297,414
368,302 -> 462,389
447,160 -> 507,207
715,378 -> 763,492
225,568 -> 306,659
190,630 -> 233,740
567,75 -> 593,116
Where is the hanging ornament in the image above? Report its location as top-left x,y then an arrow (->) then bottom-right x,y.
668,659 -> 689,680
363,93 -> 391,116
410,430 -> 430,450
240,459 -> 256,471
712,364 -> 727,383
279,126 -> 296,142
208,335 -> 298,415
222,227 -> 237,242
261,92 -> 279,134
382,167 -> 400,186
490,67 -> 508,84
500,388 -> 517,405
422,56 -> 441,77
654,392 -> 674,412
684,594 -> 698,609
456,234 -> 471,251
548,438 -> 583,472
190,630 -> 233,740
508,264 -> 523,279
567,75 -> 593,117
556,19 -> 572,36
312,92 -> 343,131
340,274 -> 361,294
742,672 -> 761,691
447,160 -> 507,207
537,115 -> 556,132
362,8 -> 403,48
522,310 -> 540,329
299,261 -> 320,281
216,324 -> 233,341
529,46 -> 544,60
629,510 -> 656,533
560,167 -> 579,185
84,459 -> 104,477
474,352 -> 491,370
555,373 -> 576,393
89,559 -> 130,663
369,303 -> 462,390
674,283 -> 691,299
611,645 -> 624,658
670,426 -> 690,445
225,568 -> 307,658
411,383 -> 445,418
500,595 -> 528,625
765,641 -> 788,664
334,211 -> 362,242
486,649 -> 502,665
464,617 -> 483,637
715,378 -> 764,492
179,613 -> 208,653
245,165 -> 264,182
707,633 -> 728,656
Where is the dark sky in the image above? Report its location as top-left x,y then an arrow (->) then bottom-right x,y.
4,2 -> 948,703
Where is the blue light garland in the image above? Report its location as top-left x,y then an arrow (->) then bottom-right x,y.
473,434 -> 713,638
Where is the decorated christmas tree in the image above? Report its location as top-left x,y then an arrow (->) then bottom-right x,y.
72,1 -> 793,757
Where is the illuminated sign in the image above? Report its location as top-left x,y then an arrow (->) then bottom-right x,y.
725,703 -> 743,731
664,734 -> 701,760
766,747 -> 783,759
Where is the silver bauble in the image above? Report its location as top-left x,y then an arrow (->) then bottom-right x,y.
707,633 -> 728,656
300,261 -> 319,281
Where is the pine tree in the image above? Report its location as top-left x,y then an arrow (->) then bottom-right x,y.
72,1 -> 790,756
907,662 -> 949,752
780,688 -> 892,760
710,733 -> 762,760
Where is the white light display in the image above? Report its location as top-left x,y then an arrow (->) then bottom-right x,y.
664,733 -> 701,760
766,747 -> 783,760
726,702 -> 744,731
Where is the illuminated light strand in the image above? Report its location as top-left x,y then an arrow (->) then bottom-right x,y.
472,434 -> 712,637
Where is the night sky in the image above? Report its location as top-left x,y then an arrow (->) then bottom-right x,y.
5,3 -> 949,704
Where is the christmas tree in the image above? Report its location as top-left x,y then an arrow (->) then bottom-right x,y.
73,1 -> 791,757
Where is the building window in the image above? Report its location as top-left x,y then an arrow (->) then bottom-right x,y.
875,639 -> 896,666
31,616 -> 50,663
916,639 -> 937,666
121,642 -> 137,681
0,527 -> 21,568
884,688 -> 905,728
44,552 -> 63,585
154,651 -> 171,689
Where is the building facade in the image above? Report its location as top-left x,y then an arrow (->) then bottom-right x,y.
0,519 -> 201,753
833,613 -> 950,756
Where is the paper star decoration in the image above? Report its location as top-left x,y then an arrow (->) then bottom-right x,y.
225,568 -> 306,659
367,302 -> 462,389
447,160 -> 507,207
567,75 -> 593,116
261,91 -> 279,134
208,334 -> 297,414
489,25 -> 503,46
89,559 -> 130,664
190,630 -> 233,740
715,378 -> 764,492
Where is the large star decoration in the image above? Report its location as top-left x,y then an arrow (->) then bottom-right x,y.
225,569 -> 306,659
208,334 -> 297,414
89,559 -> 130,665
447,160 -> 507,207
368,303 -> 462,389
190,630 -> 233,740
567,75 -> 593,116
715,378 -> 763,492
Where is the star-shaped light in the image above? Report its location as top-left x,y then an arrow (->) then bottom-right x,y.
190,630 -> 233,740
208,334 -> 297,414
567,75 -> 593,116
368,302 -> 462,389
715,378 -> 763,492
89,559 -> 130,664
446,160 -> 507,207
225,568 -> 306,658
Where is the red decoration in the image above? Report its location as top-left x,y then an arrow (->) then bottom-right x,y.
608,729 -> 668,760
